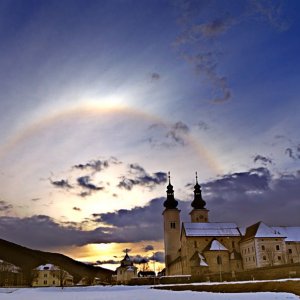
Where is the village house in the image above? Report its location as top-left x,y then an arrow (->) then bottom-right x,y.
163,173 -> 300,276
32,264 -> 73,287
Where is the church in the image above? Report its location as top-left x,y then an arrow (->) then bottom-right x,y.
163,173 -> 300,276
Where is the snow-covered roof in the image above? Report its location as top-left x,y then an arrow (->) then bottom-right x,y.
35,264 -> 60,271
183,222 -> 241,237
209,240 -> 228,251
272,226 -> 300,242
242,222 -> 286,241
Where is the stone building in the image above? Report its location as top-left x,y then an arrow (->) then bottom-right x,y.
163,173 -> 300,276
116,250 -> 138,284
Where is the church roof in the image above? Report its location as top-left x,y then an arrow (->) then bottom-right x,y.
183,222 -> 241,237
271,226 -> 300,242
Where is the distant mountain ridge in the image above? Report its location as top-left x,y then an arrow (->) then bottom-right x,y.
0,238 -> 114,284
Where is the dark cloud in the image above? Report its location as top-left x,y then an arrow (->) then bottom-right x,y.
1,168 -> 299,250
285,145 -> 300,160
253,154 -> 273,165
150,72 -> 160,81
0,200 -> 13,212
77,176 -> 104,197
118,164 -> 167,191
150,251 -> 165,263
144,245 -> 154,252
50,179 -> 73,189
73,159 -> 109,173
73,207 -> 81,211
31,198 -> 41,202
96,259 -> 119,265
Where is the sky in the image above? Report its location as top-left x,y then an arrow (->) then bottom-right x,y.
0,0 -> 300,271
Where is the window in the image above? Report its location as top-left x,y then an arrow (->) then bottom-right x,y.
252,246 -> 254,252
44,280 -> 47,284
263,256 -> 267,260
278,256 -> 281,260
194,241 -> 197,248
170,222 -> 176,229
232,241 -> 235,248
253,256 -> 255,262
248,248 -> 250,253
217,255 -> 222,265
53,281 -> 56,285
44,273 -> 47,278
276,245 -> 280,251
288,249 -> 292,254
262,245 -> 265,251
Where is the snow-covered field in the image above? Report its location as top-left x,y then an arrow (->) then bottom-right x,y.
0,285 -> 298,300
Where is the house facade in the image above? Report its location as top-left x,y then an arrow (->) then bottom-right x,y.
32,264 -> 73,287
163,174 -> 300,276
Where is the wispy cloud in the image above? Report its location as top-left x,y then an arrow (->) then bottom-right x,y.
173,0 -> 288,103
253,154 -> 273,165
50,179 -> 73,189
0,200 -> 13,212
147,121 -> 190,148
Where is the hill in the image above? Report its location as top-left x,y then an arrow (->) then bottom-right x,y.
0,238 -> 114,285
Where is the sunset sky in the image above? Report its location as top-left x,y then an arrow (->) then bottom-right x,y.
0,0 -> 299,271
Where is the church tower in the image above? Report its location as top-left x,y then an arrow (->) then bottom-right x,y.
163,173 -> 181,268
190,172 -> 209,223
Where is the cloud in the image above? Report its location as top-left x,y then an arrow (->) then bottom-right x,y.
77,176 -> 104,197
117,164 -> 167,191
150,72 -> 160,81
147,121 -> 190,148
73,207 -> 81,211
197,121 -> 209,131
74,160 -> 108,171
173,0 -> 288,103
249,0 -> 289,32
253,154 -> 273,165
1,168 -> 299,250
0,200 -> 13,212
50,179 -> 73,189
144,245 -> 154,252
285,145 -> 300,160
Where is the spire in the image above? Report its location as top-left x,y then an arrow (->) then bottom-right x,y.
191,172 -> 206,209
163,172 -> 178,209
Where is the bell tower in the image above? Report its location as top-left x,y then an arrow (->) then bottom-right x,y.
163,172 -> 181,269
190,172 -> 209,223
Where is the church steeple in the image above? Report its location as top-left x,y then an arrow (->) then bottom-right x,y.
191,172 -> 206,209
163,172 -> 178,209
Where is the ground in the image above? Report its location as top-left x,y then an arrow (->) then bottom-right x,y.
0,282 -> 299,300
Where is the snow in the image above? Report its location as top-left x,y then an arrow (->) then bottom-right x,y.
0,285 -> 298,300
36,264 -> 59,271
209,240 -> 228,251
254,223 -> 286,238
272,226 -> 300,242
184,223 -> 240,237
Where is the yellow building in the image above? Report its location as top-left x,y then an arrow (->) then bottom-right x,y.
32,264 -> 73,287
163,173 -> 300,276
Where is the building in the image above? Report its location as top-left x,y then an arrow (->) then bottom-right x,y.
116,251 -> 138,284
32,264 -> 73,287
163,173 -> 300,276
0,260 -> 23,286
